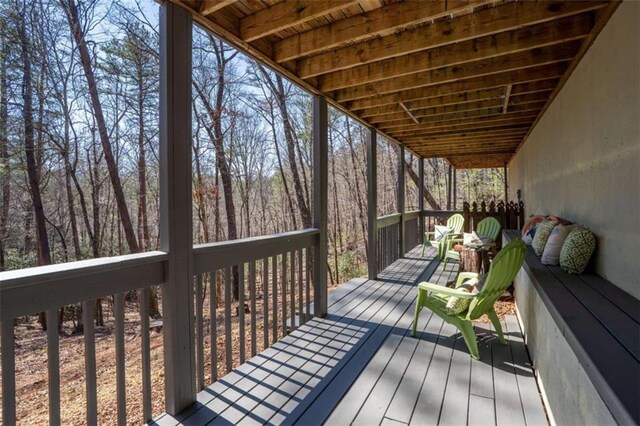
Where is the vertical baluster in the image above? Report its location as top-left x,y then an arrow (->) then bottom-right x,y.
271,254 -> 278,343
138,289 -> 152,423
195,275 -> 204,390
224,266 -> 232,373
290,250 -> 296,331
238,263 -> 246,364
46,309 -> 61,425
298,249 -> 303,326
82,300 -> 98,425
1,319 -> 16,425
262,258 -> 269,350
210,271 -> 218,382
249,260 -> 257,357
114,294 -> 126,425
281,252 -> 288,336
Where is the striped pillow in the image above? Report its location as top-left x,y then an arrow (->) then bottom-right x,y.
532,219 -> 558,257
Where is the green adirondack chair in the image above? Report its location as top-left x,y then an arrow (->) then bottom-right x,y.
421,213 -> 464,259
442,216 -> 501,270
412,238 -> 526,359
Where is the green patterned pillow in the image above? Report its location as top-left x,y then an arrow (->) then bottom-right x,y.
445,283 -> 474,315
532,219 -> 558,257
560,227 -> 596,274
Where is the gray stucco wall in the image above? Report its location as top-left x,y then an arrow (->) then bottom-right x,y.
513,267 -> 615,426
508,2 -> 640,299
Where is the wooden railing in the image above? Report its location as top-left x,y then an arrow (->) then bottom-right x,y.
462,200 -> 525,232
191,229 -> 317,390
0,229 -> 318,425
376,210 -> 422,273
1,251 -> 168,425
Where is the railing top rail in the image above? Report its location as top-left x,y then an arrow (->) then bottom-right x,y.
193,228 -> 319,253
377,213 -> 402,228
193,228 -> 319,273
0,251 -> 168,290
1,251 -> 167,321
404,210 -> 421,220
422,209 -> 464,217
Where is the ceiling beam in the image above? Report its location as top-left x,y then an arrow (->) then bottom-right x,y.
316,14 -> 593,91
240,0 -> 359,42
503,84 -> 513,113
273,0 -> 499,62
199,0 -> 237,16
346,63 -> 567,110
297,1 -> 606,78
386,120 -> 535,137
382,113 -> 538,133
399,102 -> 419,125
333,41 -> 580,103
376,104 -> 544,127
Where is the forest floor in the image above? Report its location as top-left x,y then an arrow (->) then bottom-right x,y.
0,279 -> 516,426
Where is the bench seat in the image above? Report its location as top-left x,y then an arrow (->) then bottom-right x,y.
503,230 -> 639,425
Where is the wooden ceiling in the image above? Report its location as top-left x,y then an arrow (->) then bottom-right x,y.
174,0 -> 620,168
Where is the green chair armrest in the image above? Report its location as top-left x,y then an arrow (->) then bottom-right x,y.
418,282 -> 478,299
446,238 -> 464,251
456,272 -> 480,287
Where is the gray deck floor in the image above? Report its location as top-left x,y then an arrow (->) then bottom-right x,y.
153,246 -> 548,426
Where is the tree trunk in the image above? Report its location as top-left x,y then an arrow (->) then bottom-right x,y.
60,0 -> 139,254
406,158 -> 442,210
0,32 -> 9,270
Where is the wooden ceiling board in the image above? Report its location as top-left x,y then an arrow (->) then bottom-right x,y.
176,0 -> 620,167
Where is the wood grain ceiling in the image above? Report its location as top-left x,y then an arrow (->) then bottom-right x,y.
175,0 -> 620,168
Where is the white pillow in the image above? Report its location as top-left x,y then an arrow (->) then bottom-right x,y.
434,225 -> 451,241
541,224 -> 576,265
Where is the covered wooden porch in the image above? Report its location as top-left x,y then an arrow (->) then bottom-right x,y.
1,0 -> 631,425
152,246 -> 546,426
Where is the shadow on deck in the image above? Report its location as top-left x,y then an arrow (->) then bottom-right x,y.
152,246 -> 547,426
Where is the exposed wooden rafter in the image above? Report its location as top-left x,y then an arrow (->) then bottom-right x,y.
503,84 -> 513,113
177,0 -> 619,168
399,102 -> 419,125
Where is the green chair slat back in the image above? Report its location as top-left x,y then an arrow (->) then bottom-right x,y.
412,238 -> 527,359
476,216 -> 501,241
421,213 -> 464,259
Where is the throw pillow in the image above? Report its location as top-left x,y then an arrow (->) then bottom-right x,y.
541,224 -> 576,265
532,219 -> 558,257
445,283 -> 474,315
522,223 -> 537,245
434,225 -> 451,241
521,215 -> 545,237
560,227 -> 596,274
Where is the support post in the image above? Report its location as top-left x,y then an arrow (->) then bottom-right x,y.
313,95 -> 328,317
159,2 -> 196,415
418,157 -> 424,239
397,145 -> 405,256
367,128 -> 378,279
504,164 -> 509,203
446,164 -> 452,210
453,167 -> 457,210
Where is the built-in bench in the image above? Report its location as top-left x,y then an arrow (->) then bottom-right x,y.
503,230 -> 640,425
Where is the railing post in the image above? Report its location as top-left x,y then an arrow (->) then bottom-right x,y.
397,145 -> 405,256
418,157 -> 424,240
159,2 -> 196,415
367,128 -> 377,279
313,95 -> 328,317
446,163 -> 452,210
453,166 -> 457,210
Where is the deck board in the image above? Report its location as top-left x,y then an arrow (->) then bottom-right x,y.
152,246 -> 547,426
